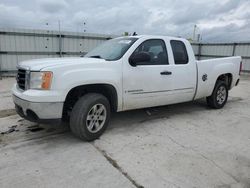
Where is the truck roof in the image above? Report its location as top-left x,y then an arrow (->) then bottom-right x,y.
118,35 -> 188,42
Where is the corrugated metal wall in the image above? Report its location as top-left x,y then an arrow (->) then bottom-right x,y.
0,28 -> 114,74
192,43 -> 250,72
1,28 -> 250,75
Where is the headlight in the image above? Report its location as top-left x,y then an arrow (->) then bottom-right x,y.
29,71 -> 53,90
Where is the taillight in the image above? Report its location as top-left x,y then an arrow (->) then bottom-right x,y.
239,61 -> 242,75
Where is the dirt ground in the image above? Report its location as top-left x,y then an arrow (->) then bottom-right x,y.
0,76 -> 250,188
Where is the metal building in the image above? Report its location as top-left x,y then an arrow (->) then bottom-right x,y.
1,28 -> 250,75
0,28 -> 114,75
192,42 -> 250,72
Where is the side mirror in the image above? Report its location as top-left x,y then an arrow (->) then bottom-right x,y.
129,52 -> 151,67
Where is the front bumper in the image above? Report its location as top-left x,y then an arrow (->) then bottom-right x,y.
13,94 -> 63,123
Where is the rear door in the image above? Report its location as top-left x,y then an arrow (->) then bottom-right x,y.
168,40 -> 196,101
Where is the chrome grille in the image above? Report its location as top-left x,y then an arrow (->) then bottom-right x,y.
16,69 -> 26,90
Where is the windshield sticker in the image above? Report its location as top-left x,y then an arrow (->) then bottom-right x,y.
118,40 -> 132,44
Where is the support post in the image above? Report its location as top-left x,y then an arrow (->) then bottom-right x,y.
0,50 -> 2,80
198,43 -> 202,60
232,43 -> 237,56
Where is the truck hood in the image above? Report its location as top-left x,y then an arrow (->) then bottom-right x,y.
18,57 -> 106,71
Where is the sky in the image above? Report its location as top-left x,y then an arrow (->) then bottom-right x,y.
0,0 -> 249,42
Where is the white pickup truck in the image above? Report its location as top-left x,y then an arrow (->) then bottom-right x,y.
12,35 -> 242,141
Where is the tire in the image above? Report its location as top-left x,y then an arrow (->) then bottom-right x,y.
70,93 -> 110,141
206,81 -> 228,109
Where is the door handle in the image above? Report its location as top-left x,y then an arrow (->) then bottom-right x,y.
160,71 -> 172,75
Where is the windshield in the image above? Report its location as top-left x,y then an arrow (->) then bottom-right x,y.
85,37 -> 138,61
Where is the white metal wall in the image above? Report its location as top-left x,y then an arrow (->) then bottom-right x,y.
1,28 -> 250,74
192,43 -> 250,72
0,28 -> 114,73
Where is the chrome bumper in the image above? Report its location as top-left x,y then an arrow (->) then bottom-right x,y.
13,94 -> 63,122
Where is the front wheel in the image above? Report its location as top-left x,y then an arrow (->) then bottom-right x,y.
70,93 -> 110,141
206,81 -> 228,109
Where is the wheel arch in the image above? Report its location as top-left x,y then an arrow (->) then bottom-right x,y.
62,83 -> 118,120
215,73 -> 233,90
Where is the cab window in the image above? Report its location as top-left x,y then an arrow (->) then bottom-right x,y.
170,40 -> 189,64
131,39 -> 169,65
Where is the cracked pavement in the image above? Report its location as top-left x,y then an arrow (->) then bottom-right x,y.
0,77 -> 250,188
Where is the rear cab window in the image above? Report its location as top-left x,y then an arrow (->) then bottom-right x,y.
170,40 -> 189,64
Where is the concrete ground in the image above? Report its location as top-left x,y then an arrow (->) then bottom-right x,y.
0,76 -> 250,188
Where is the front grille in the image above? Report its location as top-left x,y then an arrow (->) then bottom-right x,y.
16,69 -> 26,90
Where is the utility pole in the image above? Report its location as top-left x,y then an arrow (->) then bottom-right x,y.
83,21 -> 86,32
193,24 -> 197,41
58,20 -> 62,57
197,34 -> 201,42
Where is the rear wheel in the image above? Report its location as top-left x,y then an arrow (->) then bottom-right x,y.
206,81 -> 228,109
70,93 -> 110,141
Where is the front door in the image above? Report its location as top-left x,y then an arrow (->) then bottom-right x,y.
122,39 -> 175,110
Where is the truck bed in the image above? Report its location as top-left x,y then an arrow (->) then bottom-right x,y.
194,56 -> 241,99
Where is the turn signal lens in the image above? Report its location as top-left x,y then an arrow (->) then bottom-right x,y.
29,71 -> 53,90
41,72 -> 53,89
